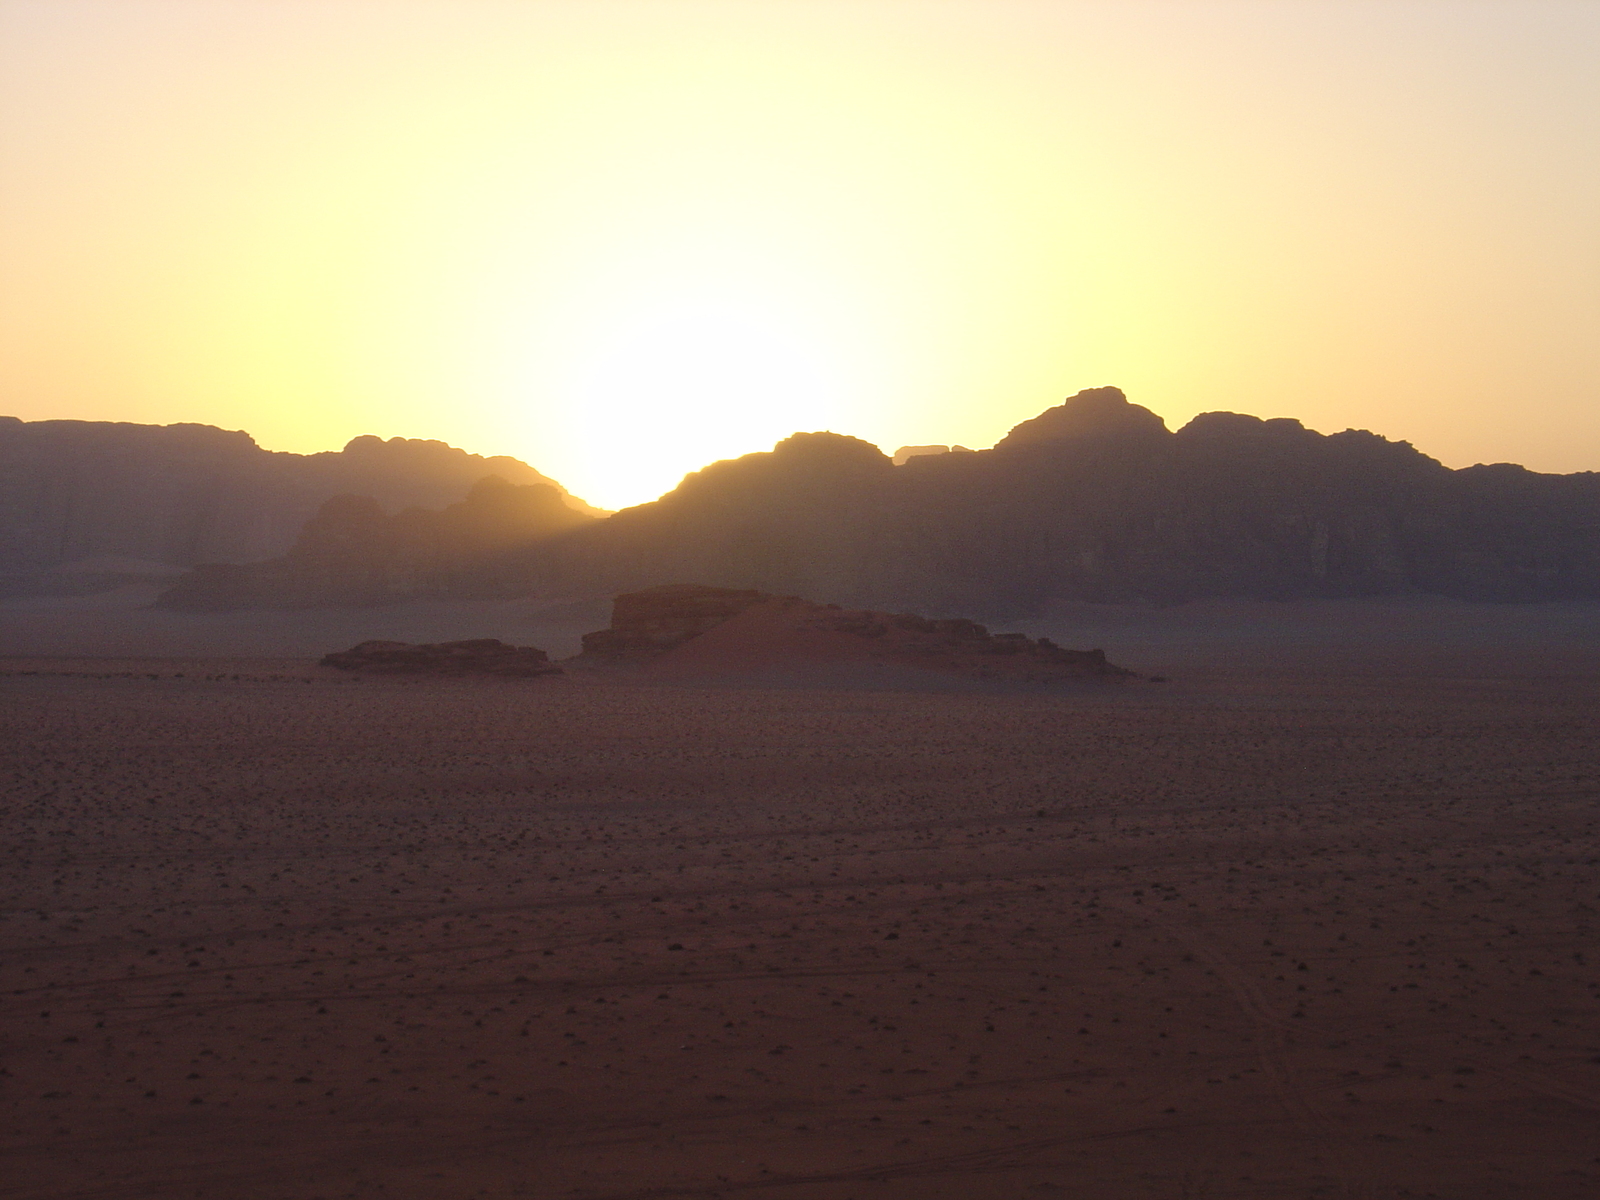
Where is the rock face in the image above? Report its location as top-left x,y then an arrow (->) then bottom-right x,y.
0,416 -> 601,589
522,387 -> 1600,610
158,476 -> 593,610
579,584 -> 770,658
320,638 -> 560,676
578,584 -> 1134,680
531,430 -> 903,612
148,386 -> 1600,613
798,607 -> 1128,677
991,385 -> 1169,451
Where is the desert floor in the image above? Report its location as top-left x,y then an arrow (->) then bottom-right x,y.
1,627 -> 1598,1198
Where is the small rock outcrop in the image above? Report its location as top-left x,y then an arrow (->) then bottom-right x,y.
579,584 -> 770,658
320,639 -> 561,676
799,606 -> 1130,677
578,584 -> 1135,680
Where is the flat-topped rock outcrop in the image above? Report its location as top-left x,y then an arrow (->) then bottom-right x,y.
578,584 -> 771,658
578,584 -> 1135,681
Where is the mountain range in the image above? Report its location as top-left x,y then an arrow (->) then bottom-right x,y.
147,387 -> 1600,615
0,416 -> 600,597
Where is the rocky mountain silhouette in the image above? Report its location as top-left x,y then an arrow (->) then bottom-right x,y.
528,388 -> 1600,611
156,388 -> 1600,613
0,416 -> 602,597
158,475 -> 592,610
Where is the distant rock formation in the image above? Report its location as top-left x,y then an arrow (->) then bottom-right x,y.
892,445 -> 975,465
577,584 -> 1134,680
529,430 -> 903,611
148,386 -> 1600,613
991,385 -> 1168,450
519,388 -> 1600,609
159,475 -> 592,610
0,416 -> 602,592
320,638 -> 560,676
579,584 -> 771,658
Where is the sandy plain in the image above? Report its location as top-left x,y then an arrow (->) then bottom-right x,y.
2,601 -> 1598,1199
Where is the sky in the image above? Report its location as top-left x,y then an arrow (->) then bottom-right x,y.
2,1 -> 1597,510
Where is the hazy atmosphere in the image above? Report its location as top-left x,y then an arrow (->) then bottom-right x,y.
4,5 -> 1599,1199
3,0 -> 1598,507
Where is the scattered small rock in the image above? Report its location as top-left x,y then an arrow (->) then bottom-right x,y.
319,639 -> 560,677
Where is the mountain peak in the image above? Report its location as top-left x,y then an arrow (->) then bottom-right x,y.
770,430 -> 893,466
993,386 -> 1170,451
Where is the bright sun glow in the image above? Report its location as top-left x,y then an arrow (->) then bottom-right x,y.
552,286 -> 853,509
3,2 -> 1599,503
474,225 -> 888,509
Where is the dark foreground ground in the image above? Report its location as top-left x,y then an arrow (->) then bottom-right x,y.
1,652 -> 1597,1199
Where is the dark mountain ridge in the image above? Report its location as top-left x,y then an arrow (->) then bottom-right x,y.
159,475 -> 591,610
0,416 -> 602,596
152,387 -> 1600,614
501,388 -> 1599,613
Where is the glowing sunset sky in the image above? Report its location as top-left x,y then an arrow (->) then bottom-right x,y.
2,1 -> 1597,509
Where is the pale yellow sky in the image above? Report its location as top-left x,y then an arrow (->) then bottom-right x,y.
2,0 -> 1597,508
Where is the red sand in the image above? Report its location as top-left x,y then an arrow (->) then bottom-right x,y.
643,602 -> 892,675
2,651 -> 1597,1198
